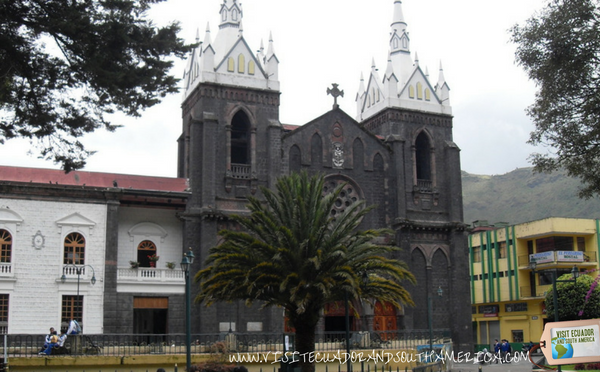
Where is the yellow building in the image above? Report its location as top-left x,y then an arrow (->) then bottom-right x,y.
469,217 -> 600,350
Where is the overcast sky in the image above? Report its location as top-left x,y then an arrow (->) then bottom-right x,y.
0,0 -> 548,177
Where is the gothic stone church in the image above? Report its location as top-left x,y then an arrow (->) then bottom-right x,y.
0,0 -> 471,352
179,0 -> 471,351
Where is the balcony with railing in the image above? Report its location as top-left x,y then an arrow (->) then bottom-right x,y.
117,267 -> 185,293
230,164 -> 251,179
61,264 -> 93,281
118,267 -> 184,282
0,262 -> 13,277
415,179 -> 433,193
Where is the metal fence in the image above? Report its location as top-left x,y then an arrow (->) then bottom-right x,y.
1,329 -> 451,358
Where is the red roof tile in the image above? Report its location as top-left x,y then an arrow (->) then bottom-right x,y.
0,166 -> 188,192
282,124 -> 300,131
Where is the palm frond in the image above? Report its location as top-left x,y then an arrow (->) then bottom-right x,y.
196,171 -> 415,319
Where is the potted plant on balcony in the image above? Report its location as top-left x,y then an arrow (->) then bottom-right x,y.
148,254 -> 159,268
166,262 -> 175,270
129,261 -> 140,269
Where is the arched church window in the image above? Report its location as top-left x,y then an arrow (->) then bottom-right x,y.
373,153 -> 384,172
352,138 -> 364,171
232,9 -> 238,21
222,10 -> 227,22
227,58 -> 235,72
425,88 -> 431,101
137,240 -> 157,268
238,54 -> 245,73
248,60 -> 255,75
0,230 -> 11,263
415,131 -> 432,182
231,111 -> 251,164
311,133 -> 323,166
393,37 -> 399,49
289,144 -> 302,173
402,36 -> 408,49
417,82 -> 423,100
409,85 -> 415,99
64,232 -> 85,265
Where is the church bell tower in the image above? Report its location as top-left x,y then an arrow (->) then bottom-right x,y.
356,0 -> 472,353
178,0 -> 283,334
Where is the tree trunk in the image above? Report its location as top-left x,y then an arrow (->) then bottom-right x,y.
295,324 -> 317,372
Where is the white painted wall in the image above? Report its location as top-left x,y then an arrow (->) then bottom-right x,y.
0,198 -> 107,334
117,207 -> 183,271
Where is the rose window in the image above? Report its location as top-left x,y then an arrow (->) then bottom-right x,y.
322,177 -> 362,218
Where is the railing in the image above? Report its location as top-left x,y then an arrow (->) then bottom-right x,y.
230,164 -> 251,179
520,285 -> 550,298
1,330 -> 451,358
584,251 -> 597,263
0,263 -> 11,276
415,179 -> 433,193
61,264 -> 93,282
117,268 -> 184,282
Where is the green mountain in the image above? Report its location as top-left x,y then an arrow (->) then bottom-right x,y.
462,168 -> 600,226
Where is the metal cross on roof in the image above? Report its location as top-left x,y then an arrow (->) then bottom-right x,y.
327,83 -> 344,109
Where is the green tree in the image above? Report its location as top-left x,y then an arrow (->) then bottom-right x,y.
510,0 -> 600,198
545,273 -> 600,321
196,172 -> 415,372
0,0 -> 191,171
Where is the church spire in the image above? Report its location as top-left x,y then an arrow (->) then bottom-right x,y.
389,0 -> 412,86
391,0 -> 407,35
182,0 -> 280,99
390,0 -> 410,55
435,61 -> 450,106
219,0 -> 243,30
355,0 -> 451,120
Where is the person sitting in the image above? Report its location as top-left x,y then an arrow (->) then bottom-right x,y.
39,332 -> 59,355
39,330 -> 67,355
40,327 -> 56,352
53,331 -> 68,354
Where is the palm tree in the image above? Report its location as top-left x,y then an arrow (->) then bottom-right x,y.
195,171 -> 415,372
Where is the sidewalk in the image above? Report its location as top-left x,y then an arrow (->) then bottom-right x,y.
449,354 -> 544,372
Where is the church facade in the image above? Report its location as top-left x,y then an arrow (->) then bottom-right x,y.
178,0 -> 471,351
0,0 -> 471,352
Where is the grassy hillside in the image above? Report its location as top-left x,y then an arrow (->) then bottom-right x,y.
462,167 -> 600,226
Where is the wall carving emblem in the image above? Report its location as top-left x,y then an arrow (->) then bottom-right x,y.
332,142 -> 344,168
32,230 -> 45,249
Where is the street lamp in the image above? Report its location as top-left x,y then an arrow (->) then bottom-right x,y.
529,261 -> 578,372
344,290 -> 351,372
61,263 -> 96,355
61,263 -> 97,300
180,248 -> 195,372
428,286 -> 443,355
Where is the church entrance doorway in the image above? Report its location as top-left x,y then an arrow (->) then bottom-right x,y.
323,301 -> 358,341
373,301 -> 398,340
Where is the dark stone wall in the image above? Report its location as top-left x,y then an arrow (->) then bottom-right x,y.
105,293 -> 185,334
281,108 -> 394,230
180,82 -> 472,351
102,201 -> 120,333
